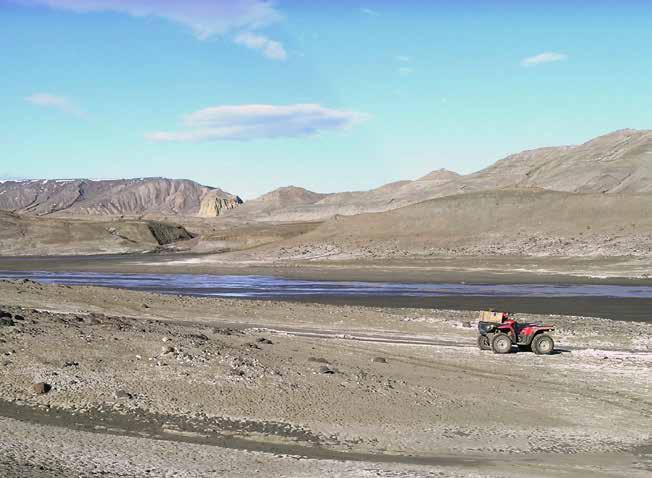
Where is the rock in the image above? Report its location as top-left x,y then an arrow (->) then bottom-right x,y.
13,314 -> 25,321
257,338 -> 273,345
308,357 -> 329,364
161,345 -> 175,355
142,304 -> 150,309
372,357 -> 387,363
197,191 -> 243,217
0,318 -> 15,327
461,321 -> 472,328
32,382 -> 51,395
319,366 -> 336,375
114,390 -> 133,400
0,310 -> 12,319
63,360 -> 79,367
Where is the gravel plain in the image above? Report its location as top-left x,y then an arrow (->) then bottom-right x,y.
0,280 -> 650,477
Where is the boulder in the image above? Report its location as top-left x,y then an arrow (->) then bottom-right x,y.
114,390 -> 133,400
32,382 -> 51,395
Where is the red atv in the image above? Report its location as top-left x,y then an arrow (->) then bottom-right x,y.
477,311 -> 555,355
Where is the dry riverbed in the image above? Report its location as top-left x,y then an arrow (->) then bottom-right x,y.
0,280 -> 650,477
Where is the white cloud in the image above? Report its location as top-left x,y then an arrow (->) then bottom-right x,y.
234,32 -> 287,60
147,104 -> 370,142
25,93 -> 83,116
360,7 -> 379,16
396,55 -> 411,62
521,52 -> 568,67
15,0 -> 286,59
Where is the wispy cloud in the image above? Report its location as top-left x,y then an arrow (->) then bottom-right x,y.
25,93 -> 83,116
398,67 -> 414,76
396,55 -> 411,63
235,32 -> 287,60
15,0 -> 286,60
521,52 -> 568,67
360,7 -> 379,16
146,104 -> 369,142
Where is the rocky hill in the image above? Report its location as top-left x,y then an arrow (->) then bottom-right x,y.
0,178 -> 242,218
268,189 -> 652,260
458,129 -> 652,194
0,210 -> 194,256
224,129 -> 652,222
224,186 -> 331,221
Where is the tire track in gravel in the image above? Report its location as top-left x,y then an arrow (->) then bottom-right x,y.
296,336 -> 652,419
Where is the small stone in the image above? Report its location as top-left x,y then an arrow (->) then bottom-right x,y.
161,345 -> 175,355
0,318 -> 15,327
256,338 -> 273,345
32,382 -> 51,395
319,366 -> 336,375
142,304 -> 150,309
461,321 -> 472,328
114,390 -> 133,400
63,360 -> 79,367
308,357 -> 329,364
162,337 -> 169,343
0,310 -> 11,319
372,357 -> 387,364
13,314 -> 25,321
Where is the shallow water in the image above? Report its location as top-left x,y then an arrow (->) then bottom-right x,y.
1,271 -> 651,299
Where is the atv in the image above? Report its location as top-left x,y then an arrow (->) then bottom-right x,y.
476,311 -> 555,355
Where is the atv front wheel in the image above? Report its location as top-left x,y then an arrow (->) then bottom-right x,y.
491,333 -> 512,354
532,334 -> 554,355
477,335 -> 491,350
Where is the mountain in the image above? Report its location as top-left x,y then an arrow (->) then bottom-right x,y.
0,178 -> 242,217
224,129 -> 652,222
0,210 -> 194,256
224,186 -> 332,221
458,129 -> 652,194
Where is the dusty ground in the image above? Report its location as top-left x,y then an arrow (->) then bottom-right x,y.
0,280 -> 650,477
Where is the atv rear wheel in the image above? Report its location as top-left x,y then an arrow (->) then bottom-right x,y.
491,333 -> 512,354
477,335 -> 491,350
532,334 -> 554,355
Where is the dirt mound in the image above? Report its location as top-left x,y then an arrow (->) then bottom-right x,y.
0,178 -> 241,218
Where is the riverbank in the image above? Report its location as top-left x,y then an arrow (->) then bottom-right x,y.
0,254 -> 650,283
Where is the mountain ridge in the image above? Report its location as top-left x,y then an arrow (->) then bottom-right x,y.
0,178 -> 242,218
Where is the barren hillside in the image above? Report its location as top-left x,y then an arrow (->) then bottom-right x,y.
0,210 -> 193,256
265,189 -> 652,259
224,129 -> 652,222
0,178 -> 242,218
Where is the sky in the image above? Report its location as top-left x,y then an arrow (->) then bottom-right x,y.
1,0 -> 652,198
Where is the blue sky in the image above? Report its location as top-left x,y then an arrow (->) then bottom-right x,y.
1,0 -> 651,198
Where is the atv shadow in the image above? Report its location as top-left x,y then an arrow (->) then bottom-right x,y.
513,347 -> 571,355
